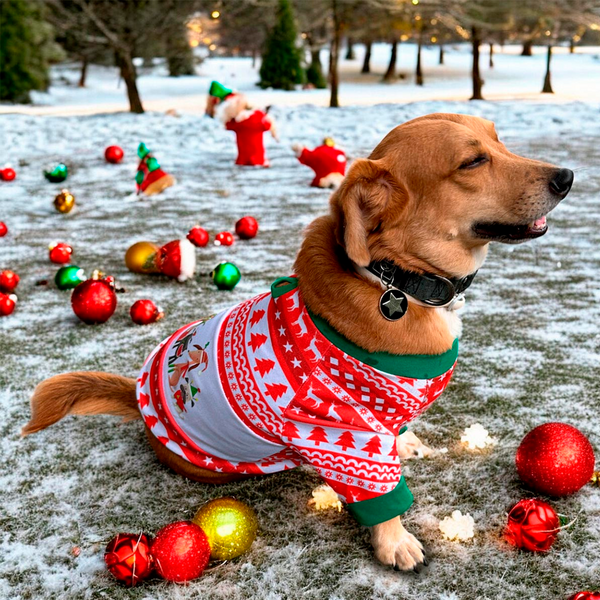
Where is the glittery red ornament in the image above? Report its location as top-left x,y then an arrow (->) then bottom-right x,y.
0,292 -> 17,316
0,222 -> 7,237
187,226 -> 209,247
151,521 -> 210,583
0,270 -> 19,293
505,498 -> 560,552
516,423 -> 596,497
569,592 -> 600,600
105,145 -> 124,164
49,242 -> 73,264
130,299 -> 163,325
71,279 -> 117,324
215,231 -> 234,246
104,532 -> 153,587
1,168 -> 16,181
235,216 -> 258,240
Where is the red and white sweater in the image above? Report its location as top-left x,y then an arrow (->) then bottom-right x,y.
137,277 -> 458,526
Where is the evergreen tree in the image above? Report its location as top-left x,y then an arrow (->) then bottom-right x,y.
166,24 -> 195,77
259,0 -> 304,90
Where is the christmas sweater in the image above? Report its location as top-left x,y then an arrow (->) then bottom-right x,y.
298,145 -> 347,187
137,277 -> 458,526
225,110 -> 272,166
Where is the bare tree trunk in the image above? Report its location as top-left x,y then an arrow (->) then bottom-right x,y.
489,42 -> 494,68
345,37 -> 355,60
78,57 -> 88,87
252,47 -> 257,68
416,32 -> 423,86
361,41 -> 372,73
470,26 -> 484,100
569,38 -> 575,54
542,44 -> 553,93
117,51 -> 144,113
382,40 -> 398,82
438,45 -> 444,65
521,40 -> 533,56
329,0 -> 341,108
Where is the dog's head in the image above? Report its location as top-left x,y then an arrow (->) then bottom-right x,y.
331,113 -> 573,277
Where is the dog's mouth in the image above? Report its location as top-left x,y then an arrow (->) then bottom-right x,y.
472,216 -> 548,243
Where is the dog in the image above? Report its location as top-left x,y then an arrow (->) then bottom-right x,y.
23,113 -> 573,571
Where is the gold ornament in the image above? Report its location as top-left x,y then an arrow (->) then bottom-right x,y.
54,189 -> 75,213
192,497 -> 258,561
323,137 -> 335,147
591,471 -> 600,487
124,241 -> 160,274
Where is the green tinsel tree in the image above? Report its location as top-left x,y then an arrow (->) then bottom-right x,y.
259,0 -> 304,90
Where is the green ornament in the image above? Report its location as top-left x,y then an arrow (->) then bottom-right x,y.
146,156 -> 160,172
211,262 -> 241,291
137,143 -> 150,159
44,163 -> 68,183
135,170 -> 145,185
55,265 -> 86,290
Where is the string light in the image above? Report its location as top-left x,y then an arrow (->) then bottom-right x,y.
431,36 -> 437,43
411,0 -> 419,4
211,10 -> 220,19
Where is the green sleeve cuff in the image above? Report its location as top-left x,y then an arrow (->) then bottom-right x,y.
346,476 -> 414,527
399,425 -> 408,435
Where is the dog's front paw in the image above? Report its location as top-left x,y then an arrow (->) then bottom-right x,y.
371,518 -> 426,571
396,431 -> 433,459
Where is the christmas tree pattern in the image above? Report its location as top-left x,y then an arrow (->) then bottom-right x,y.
306,426 -> 328,446
361,435 -> 383,457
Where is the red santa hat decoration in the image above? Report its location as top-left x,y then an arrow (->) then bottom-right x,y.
293,137 -> 347,189
135,143 -> 175,196
157,239 -> 196,282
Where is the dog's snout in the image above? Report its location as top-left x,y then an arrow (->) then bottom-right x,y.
549,168 -> 574,197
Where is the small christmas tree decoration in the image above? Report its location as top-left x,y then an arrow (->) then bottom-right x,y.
439,510 -> 475,541
0,270 -> 19,293
211,262 -> 241,290
187,226 -> 210,247
1,167 -> 16,181
0,222 -> 7,237
104,145 -> 124,164
505,498 -> 560,552
55,265 -> 86,290
151,521 -> 210,583
308,484 -> 343,512
157,239 -> 196,282
54,189 -> 75,213
49,242 -> 73,264
44,163 -> 68,183
294,139 -> 347,188
135,142 -> 174,196
516,422 -> 596,497
104,532 -> 153,587
460,423 -> 497,450
214,231 -> 234,246
192,497 -> 258,561
0,292 -> 17,316
71,277 -> 117,324
124,241 -> 161,274
235,216 -> 258,240
130,299 -> 163,325
569,593 -> 600,600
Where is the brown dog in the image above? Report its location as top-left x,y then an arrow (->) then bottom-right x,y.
23,114 -> 573,571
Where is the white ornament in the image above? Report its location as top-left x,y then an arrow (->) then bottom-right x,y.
460,423 -> 497,450
439,510 -> 475,541
308,484 -> 343,512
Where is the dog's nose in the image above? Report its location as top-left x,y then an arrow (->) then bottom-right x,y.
549,168 -> 574,197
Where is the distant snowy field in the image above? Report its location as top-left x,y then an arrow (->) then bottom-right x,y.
0,55 -> 599,600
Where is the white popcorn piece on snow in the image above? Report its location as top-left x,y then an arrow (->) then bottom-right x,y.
460,423 -> 497,450
439,510 -> 475,541
308,484 -> 343,512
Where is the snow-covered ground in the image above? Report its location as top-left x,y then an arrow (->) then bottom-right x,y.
0,55 -> 599,600
2,43 -> 600,117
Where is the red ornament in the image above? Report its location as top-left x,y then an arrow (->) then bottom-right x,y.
104,533 -> 153,587
516,422 -> 596,497
214,231 -> 234,246
235,216 -> 259,240
151,521 -> 210,583
105,145 -> 124,164
71,279 -> 117,324
158,239 -> 196,282
569,593 -> 600,600
0,292 -> 17,316
0,222 -> 7,237
187,226 -> 209,247
1,168 -> 16,181
0,270 -> 19,293
130,299 -> 163,325
505,498 -> 560,552
49,242 -> 73,264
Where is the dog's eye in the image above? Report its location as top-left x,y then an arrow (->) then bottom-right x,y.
459,155 -> 488,169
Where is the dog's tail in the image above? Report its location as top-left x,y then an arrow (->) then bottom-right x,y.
22,372 -> 141,436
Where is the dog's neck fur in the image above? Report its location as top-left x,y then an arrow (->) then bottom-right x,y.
295,216 -> 459,356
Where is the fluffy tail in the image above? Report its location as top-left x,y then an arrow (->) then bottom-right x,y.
22,372 -> 140,436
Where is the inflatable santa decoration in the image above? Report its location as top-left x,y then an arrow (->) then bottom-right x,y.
135,143 -> 175,196
292,138 -> 347,189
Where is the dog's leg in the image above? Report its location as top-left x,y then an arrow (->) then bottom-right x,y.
396,431 -> 433,460
370,516 -> 425,571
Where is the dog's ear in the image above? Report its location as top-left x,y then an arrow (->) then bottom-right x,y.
330,158 -> 404,267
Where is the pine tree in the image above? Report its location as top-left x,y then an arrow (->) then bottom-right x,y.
259,0 -> 304,90
166,24 -> 195,77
